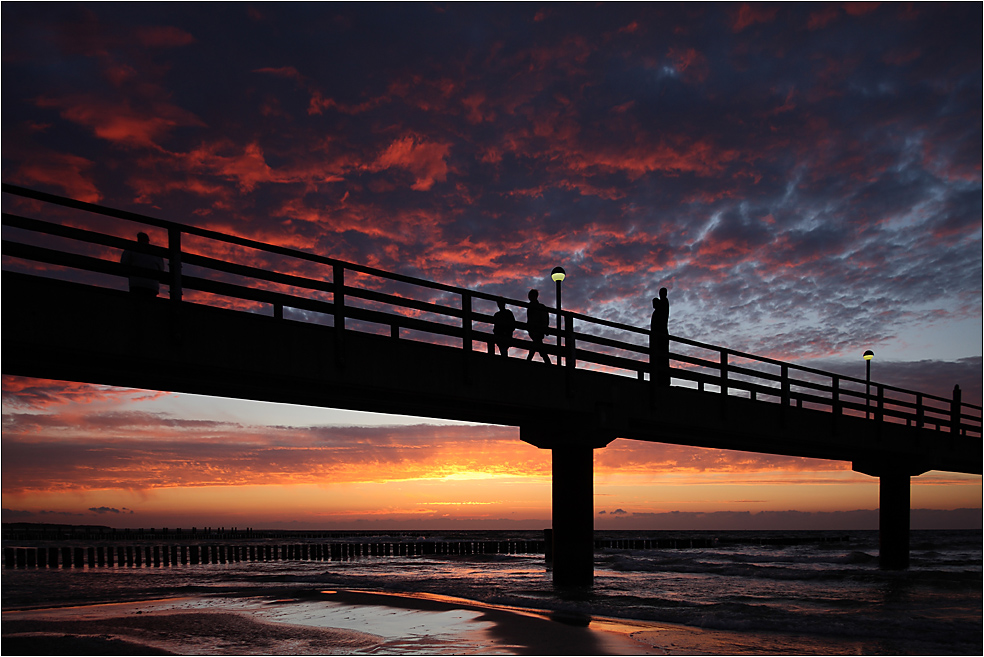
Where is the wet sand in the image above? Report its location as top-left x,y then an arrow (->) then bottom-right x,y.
1,588 -> 893,655
2,589 -> 657,655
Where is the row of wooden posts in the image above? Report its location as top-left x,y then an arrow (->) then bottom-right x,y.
4,537 -> 708,569
4,540 -> 544,569
4,535 -> 850,569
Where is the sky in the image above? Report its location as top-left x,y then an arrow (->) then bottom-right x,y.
2,3 -> 981,530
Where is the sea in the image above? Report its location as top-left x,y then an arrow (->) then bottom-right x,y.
2,529 -> 981,655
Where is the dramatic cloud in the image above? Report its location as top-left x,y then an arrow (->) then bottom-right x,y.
3,4 -> 977,366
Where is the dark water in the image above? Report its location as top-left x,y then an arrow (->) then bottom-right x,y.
3,529 -> 981,654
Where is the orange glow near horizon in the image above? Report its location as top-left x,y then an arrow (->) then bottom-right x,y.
1,377 -> 981,530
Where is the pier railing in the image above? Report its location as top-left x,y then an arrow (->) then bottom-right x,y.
3,183 -> 980,439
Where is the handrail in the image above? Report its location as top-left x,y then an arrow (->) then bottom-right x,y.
3,183 -> 980,440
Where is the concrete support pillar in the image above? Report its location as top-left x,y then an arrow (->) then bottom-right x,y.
854,460 -> 922,571
879,472 -> 910,570
522,421 -> 613,588
551,446 -> 595,587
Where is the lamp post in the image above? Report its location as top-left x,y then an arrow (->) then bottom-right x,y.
551,266 -> 566,364
863,350 -> 874,419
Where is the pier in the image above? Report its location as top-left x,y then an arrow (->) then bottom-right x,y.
2,184 -> 981,585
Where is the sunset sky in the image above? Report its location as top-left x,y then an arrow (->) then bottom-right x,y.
2,3 -> 981,530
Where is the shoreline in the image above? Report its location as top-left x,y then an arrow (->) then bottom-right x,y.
2,589 -> 662,655
0,587 -> 919,655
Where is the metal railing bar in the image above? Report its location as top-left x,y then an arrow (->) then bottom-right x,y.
180,252 -> 335,294
3,183 -> 503,303
179,275 -> 334,315
2,213 -> 145,254
2,241 -> 158,284
344,287 -> 465,321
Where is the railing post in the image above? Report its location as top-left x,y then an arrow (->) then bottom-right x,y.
719,350 -> 729,417
462,292 -> 472,384
951,385 -> 962,437
333,264 -> 345,368
565,314 -> 575,397
565,314 -> 575,369
916,393 -> 924,429
875,384 -> 884,441
167,227 -> 182,302
462,293 -> 472,354
831,375 -> 840,415
720,351 -> 729,396
780,364 -> 790,426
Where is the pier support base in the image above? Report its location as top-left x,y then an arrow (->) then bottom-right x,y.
853,461 -> 926,571
522,422 -> 614,588
878,472 -> 910,570
551,446 -> 595,587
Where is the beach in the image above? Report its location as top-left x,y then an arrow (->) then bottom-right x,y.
2,589 -> 671,655
3,586 -> 957,656
2,529 -> 981,655
1,588 -> 897,656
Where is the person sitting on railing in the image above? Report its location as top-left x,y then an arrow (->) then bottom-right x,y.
120,232 -> 166,297
525,289 -> 553,364
650,287 -> 670,386
493,298 -> 516,357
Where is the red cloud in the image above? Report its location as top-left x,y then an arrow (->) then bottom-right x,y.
462,93 -> 495,124
807,6 -> 841,30
134,25 -> 195,48
843,2 -> 880,17
373,135 -> 451,191
127,174 -> 228,205
731,3 -> 779,32
308,90 -> 389,115
667,47 -> 710,83
570,137 -> 741,180
202,142 -> 276,192
12,150 -> 102,203
36,95 -> 205,149
254,66 -> 304,81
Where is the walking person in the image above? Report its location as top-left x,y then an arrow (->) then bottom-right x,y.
492,298 -> 516,357
525,289 -> 553,364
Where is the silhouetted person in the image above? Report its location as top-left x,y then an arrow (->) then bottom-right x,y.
650,287 -> 670,386
492,298 -> 516,357
121,232 -> 165,297
526,289 -> 553,364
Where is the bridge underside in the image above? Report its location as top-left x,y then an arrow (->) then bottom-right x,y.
4,274 -> 980,581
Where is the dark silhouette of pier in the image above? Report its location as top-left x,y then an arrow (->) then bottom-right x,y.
2,183 -> 981,585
